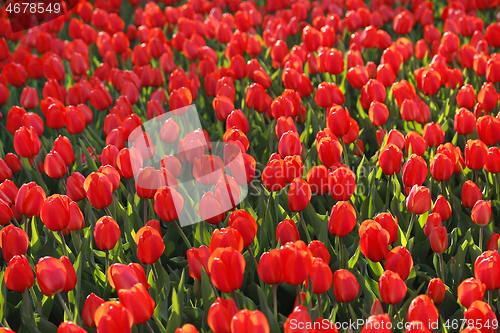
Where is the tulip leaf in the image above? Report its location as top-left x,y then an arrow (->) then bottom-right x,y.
200,268 -> 215,315
367,260 -> 384,278
35,318 -> 57,333
347,246 -> 360,269
256,285 -> 280,332
165,287 -> 181,333
0,271 -> 4,321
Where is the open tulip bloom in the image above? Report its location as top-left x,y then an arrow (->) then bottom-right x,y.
2,1 -> 500,332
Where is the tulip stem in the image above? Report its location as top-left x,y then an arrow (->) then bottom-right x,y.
103,206 -> 113,218
58,230 -> 70,258
105,250 -> 109,285
439,253 -> 445,282
299,211 -> 312,244
273,285 -> 278,321
30,157 -> 47,192
145,322 -> 155,333
144,199 -> 148,224
340,137 -> 349,167
339,236 -> 345,269
496,173 -> 500,199
10,217 -> 20,228
405,214 -> 416,246
231,290 -> 241,310
479,226 -> 484,252
296,285 -> 302,305
80,132 -> 100,167
385,176 -> 391,210
246,247 -> 259,270
489,290 -> 493,306
317,294 -> 323,318
392,303 -> 402,323
173,220 -> 192,249
29,287 -> 38,309
56,292 -> 74,322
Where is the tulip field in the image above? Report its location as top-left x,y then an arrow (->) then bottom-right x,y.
3,0 -> 500,332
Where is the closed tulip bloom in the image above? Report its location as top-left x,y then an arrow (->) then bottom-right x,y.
94,216 -> 120,251
175,324 -> 198,333
257,249 -> 283,285
58,321 -> 87,333
487,233 -> 500,251
485,147 -> 500,174
284,306 -> 313,333
288,178 -> 311,212
15,182 -> 46,217
40,194 -> 70,231
385,246 -> 413,280
0,225 -> 29,262
329,166 -> 356,201
0,161 -> 12,184
20,86 -> 39,109
207,297 -> 238,333
407,295 -> 439,331
117,148 -> 143,179
430,153 -> 453,181
187,245 -> 210,280
94,301 -> 133,333
278,131 -> 302,157
471,200 -> 492,226
423,122 -> 444,148
379,270 -> 407,304
231,309 -> 270,333
305,258 -> 333,294
118,283 -> 155,325
35,256 -> 68,296
456,84 -> 476,110
379,143 -> 403,176
359,220 -> 390,262
209,227 -> 244,254
228,210 -> 257,248
44,150 -> 68,179
462,180 -> 482,208
14,126 -> 41,158
361,314 -> 392,333
477,82 -> 499,112
326,105 -> 350,137
405,131 -> 427,157
400,99 -> 419,122
53,136 -> 75,166
81,293 -> 105,328
65,106 -> 86,135
423,213 -> 443,238
454,108 -> 476,135
477,116 -> 500,146
84,173 -> 113,209
427,278 -> 446,305
474,251 -> 500,290
284,155 -> 303,183
0,199 -> 13,225
5,153 -> 22,175
4,255 -> 34,292
59,256 -> 77,293
306,166 -> 329,195
308,241 -> 331,264
458,278 -> 486,309
369,101 -> 389,127
333,269 -> 360,303
329,201 -> 357,238
107,263 -> 150,291
406,185 -> 432,215
374,212 -> 399,244
464,301 -> 497,333
262,159 -> 286,192
276,219 -> 300,245
280,240 -> 313,285
208,247 -> 245,293
66,172 -> 86,202
154,186 -> 184,222
421,68 -> 441,96
198,191 -> 225,225
317,137 -> 343,168
429,227 -> 448,254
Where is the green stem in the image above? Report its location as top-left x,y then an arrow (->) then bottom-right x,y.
340,137 -> 349,167
295,285 -> 302,305
489,290 -> 493,307
479,226 -> 484,252
273,285 -> 278,322
145,322 -> 154,333
151,315 -> 167,333
385,176 -> 391,210
317,294 -> 323,318
339,236 -> 345,269
231,290 -> 241,310
392,303 -> 402,323
105,250 -> 109,286
439,253 -> 445,282
173,220 -> 192,249
299,211 -> 312,244
144,199 -> 148,224
103,206 -> 113,218
29,287 -> 38,309
56,292 -> 74,322
405,214 -> 416,246
58,230 -> 69,258
81,132 -> 100,167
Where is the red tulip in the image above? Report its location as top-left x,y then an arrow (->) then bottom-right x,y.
280,240 -> 313,285
305,258 -> 333,294
477,116 -> 500,146
379,270 -> 407,304
328,166 -> 356,201
44,150 -> 68,179
14,126 -> 41,158
276,219 -> 300,245
231,309 -> 270,333
379,143 -> 403,176
118,283 -> 155,324
40,194 -> 70,231
288,178 -> 311,212
258,249 -> 283,285
407,295 -> 439,331
406,185 -> 432,215
464,301 -> 497,333
308,240 -> 331,264
94,301 -> 133,333
4,255 -> 34,293
385,246 -> 413,280
328,201 -> 357,238
427,278 -> 446,305
35,256 -> 69,296
430,153 -> 453,181
474,251 -> 500,290
84,173 -> 113,209
361,314 -> 392,333
374,212 -> 399,244
429,227 -> 448,254
208,247 -> 245,293
107,263 -> 150,291
81,293 -> 105,328
228,210 -> 257,248
471,200 -> 492,226
462,180 -> 482,208
207,297 -> 238,333
458,278 -> 486,309
15,182 -> 46,217
454,108 -> 476,135
359,220 -> 390,262
333,269 -> 359,303
94,216 -> 120,251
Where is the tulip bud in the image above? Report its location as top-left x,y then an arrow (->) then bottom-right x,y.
427,278 -> 446,305
333,269 -> 359,303
81,293 -> 105,328
458,278 -> 486,309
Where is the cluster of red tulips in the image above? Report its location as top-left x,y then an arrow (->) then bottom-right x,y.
2,0 -> 500,332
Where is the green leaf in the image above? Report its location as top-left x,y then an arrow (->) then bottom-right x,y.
80,139 -> 98,172
348,246 -> 361,269
256,286 -> 280,333
165,288 -> 181,333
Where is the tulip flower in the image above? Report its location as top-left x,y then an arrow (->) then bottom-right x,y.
284,306 -> 313,333
94,301 -> 133,333
432,195 -> 452,221
209,227 -> 244,254
458,278 -> 486,309
406,185 -> 431,215
118,283 -> 155,324
305,258 -> 333,295
57,321 -> 86,333
107,263 -> 150,291
361,313 -> 392,332
228,210 -> 257,249
328,201 -> 357,238
0,225 -> 29,262
208,247 -> 245,293
427,278 -> 446,305
308,241 -> 331,264
81,293 -> 105,328
276,219 -> 300,245
374,212 -> 399,244
328,166 -> 356,201
83,173 -> 113,210
379,144 -> 403,176
360,220 -> 390,263
14,126 -> 41,159
35,256 -> 70,297
207,297 -> 238,333
333,269 -> 359,303
462,180 -> 482,208
454,108 -> 476,135
187,245 -> 210,280
407,295 -> 439,331
40,194 -> 71,232
4,255 -> 34,293
94,216 -> 120,251
429,227 -> 448,254
154,186 -> 184,222
474,251 -> 500,290
231,309 -> 270,333
464,301 -> 497,333
280,240 -> 313,285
